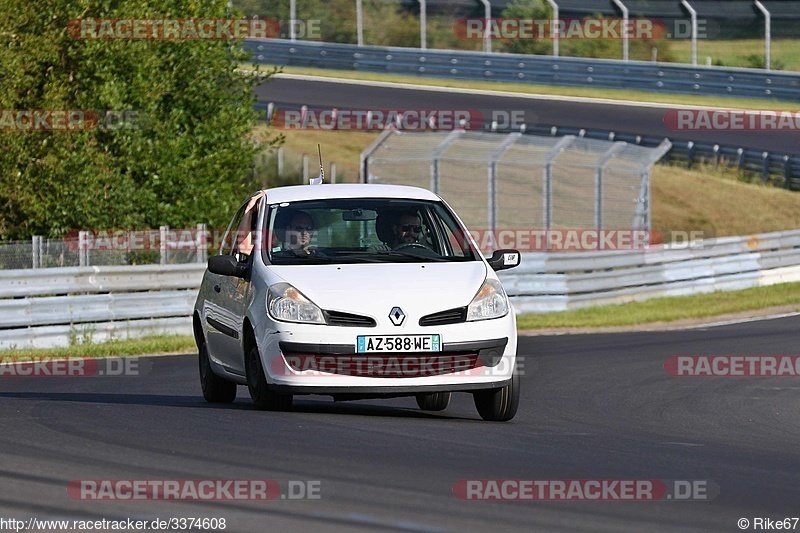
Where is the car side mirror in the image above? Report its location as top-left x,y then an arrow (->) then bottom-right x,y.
208,255 -> 248,278
487,249 -> 521,271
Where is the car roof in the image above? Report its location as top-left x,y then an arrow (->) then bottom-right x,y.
261,183 -> 441,204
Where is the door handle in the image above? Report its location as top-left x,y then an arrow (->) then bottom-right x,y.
214,285 -> 221,293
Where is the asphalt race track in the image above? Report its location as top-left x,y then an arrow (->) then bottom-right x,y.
1,315 -> 799,532
256,76 -> 800,156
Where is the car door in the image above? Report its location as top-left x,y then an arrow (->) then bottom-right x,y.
203,199 -> 259,377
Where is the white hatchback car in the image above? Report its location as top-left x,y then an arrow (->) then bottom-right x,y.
193,183 -> 522,421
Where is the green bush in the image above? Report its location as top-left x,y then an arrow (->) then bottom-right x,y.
0,0 -> 281,240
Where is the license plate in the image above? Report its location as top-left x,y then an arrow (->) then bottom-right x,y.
357,335 -> 441,353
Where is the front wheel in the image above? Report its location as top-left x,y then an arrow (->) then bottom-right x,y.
198,342 -> 237,403
246,343 -> 293,411
473,371 -> 519,422
415,392 -> 451,411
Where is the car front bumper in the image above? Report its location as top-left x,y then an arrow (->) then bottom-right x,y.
256,317 -> 518,393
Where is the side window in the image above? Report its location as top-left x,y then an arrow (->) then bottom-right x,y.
219,203 -> 248,257
235,200 -> 260,259
220,193 -> 266,260
429,205 -> 473,258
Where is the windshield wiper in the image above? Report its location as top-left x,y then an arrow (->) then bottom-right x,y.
373,250 -> 451,262
271,251 -> 332,263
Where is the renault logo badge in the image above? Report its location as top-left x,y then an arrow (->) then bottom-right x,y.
389,307 -> 405,326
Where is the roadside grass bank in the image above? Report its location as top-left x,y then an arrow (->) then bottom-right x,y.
516,282 -> 800,330
0,335 -> 196,361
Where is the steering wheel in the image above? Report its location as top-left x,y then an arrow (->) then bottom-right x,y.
393,242 -> 432,252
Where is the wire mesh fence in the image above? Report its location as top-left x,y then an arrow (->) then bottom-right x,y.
361,130 -> 672,246
0,226 -> 209,270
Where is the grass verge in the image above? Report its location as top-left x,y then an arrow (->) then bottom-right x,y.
0,335 -> 196,361
670,39 -> 800,72
252,63 -> 795,110
517,282 -> 800,330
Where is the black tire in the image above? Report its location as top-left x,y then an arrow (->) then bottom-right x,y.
246,343 -> 293,411
473,370 -> 520,422
415,392 -> 451,411
198,342 -> 237,403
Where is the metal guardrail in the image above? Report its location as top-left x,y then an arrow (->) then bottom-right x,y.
499,228 -> 800,313
0,264 -> 205,350
2,229 -> 800,349
244,39 -> 800,101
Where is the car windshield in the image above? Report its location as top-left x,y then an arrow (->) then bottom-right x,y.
264,197 -> 480,265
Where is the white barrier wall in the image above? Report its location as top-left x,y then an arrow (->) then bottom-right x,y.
0,264 -> 205,350
499,229 -> 800,313
1,229 -> 799,349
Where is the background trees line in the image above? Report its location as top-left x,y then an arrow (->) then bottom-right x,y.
235,0 -> 677,61
0,0 -> 278,240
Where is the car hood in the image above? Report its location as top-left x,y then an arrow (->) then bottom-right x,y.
269,261 -> 488,326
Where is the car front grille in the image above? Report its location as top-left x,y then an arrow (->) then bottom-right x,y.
418,307 -> 467,326
324,310 -> 377,328
282,353 -> 482,378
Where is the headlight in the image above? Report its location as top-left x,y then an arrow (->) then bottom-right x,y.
267,282 -> 325,324
467,278 -> 509,321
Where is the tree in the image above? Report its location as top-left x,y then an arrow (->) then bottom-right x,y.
498,1 -> 674,61
499,0 -> 553,56
0,0 -> 278,239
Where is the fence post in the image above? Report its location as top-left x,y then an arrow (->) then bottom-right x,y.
595,142 -> 626,230
197,223 -> 207,264
32,235 -> 42,269
761,152 -> 770,182
330,163 -> 337,184
78,231 -> 89,267
290,0 -> 297,41
302,154 -> 309,183
277,147 -> 284,177
545,0 -> 559,57
783,155 -> 791,189
754,0 -> 771,71
543,136 -> 575,230
488,133 -> 522,237
611,0 -> 629,62
160,226 -> 169,265
430,129 -> 466,194
359,129 -> 395,183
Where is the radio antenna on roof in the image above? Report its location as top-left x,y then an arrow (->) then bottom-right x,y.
310,144 -> 324,185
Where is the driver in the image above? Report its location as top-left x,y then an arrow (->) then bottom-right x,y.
391,211 -> 423,248
284,211 -> 316,254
